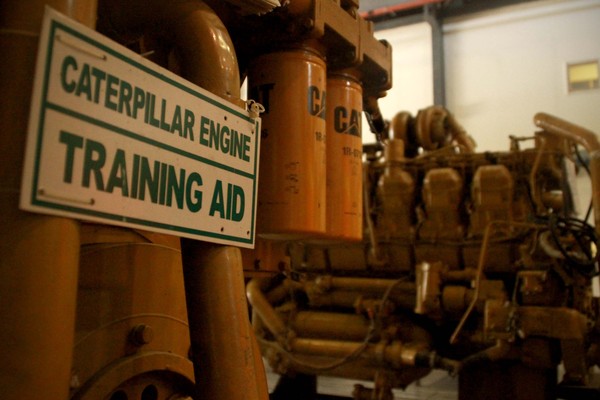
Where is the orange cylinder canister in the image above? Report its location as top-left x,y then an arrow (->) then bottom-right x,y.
325,70 -> 363,241
248,44 -> 327,239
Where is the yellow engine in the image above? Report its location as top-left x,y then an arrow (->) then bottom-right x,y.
247,108 -> 600,399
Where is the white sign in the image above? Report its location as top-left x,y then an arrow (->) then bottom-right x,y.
20,7 -> 261,248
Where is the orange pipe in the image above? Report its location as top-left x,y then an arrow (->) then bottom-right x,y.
100,0 -> 241,105
183,243 -> 268,400
0,1 -> 96,399
247,278 -> 291,345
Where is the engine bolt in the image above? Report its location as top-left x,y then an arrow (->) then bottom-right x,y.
129,324 -> 154,346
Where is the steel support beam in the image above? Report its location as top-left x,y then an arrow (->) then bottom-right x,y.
425,4 -> 445,106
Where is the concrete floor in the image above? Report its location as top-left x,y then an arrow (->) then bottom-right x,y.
319,372 -> 457,400
266,370 -> 458,400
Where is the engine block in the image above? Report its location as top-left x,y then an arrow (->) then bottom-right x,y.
247,108 -> 600,400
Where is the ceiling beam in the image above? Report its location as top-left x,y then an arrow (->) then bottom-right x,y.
442,0 -> 544,18
359,0 -> 444,19
361,0 -> 547,29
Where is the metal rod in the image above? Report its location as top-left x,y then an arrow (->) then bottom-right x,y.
425,4 -> 446,107
247,277 -> 291,344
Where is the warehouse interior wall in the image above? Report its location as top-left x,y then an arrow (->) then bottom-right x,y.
365,0 -> 600,152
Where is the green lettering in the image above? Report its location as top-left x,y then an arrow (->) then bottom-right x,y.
75,63 -> 92,101
231,130 -> 242,159
226,183 -> 233,219
231,185 -> 245,222
184,109 -> 195,141
82,139 -> 106,190
104,74 -> 119,111
131,154 -> 140,199
209,179 -> 224,217
166,165 -> 185,209
60,55 -> 77,93
148,93 -> 160,127
132,87 -> 145,119
159,162 -> 168,205
105,149 -> 129,196
199,116 -> 210,146
159,99 -> 170,132
242,135 -> 250,162
209,120 -> 220,150
171,105 -> 182,136
59,131 -> 83,183
220,126 -> 230,154
138,157 -> 159,203
186,172 -> 203,212
91,67 -> 106,104
118,80 -> 132,116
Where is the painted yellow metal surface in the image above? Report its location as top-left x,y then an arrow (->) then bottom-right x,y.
325,71 -> 364,241
249,46 -> 327,239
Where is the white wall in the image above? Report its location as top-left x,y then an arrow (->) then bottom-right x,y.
445,0 -> 600,150
369,0 -> 600,151
376,22 -> 434,116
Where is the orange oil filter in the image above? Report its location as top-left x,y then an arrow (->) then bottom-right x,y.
324,70 -> 363,241
248,45 -> 327,239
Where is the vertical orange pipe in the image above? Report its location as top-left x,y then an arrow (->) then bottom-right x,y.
182,242 -> 268,400
0,1 -> 96,399
99,0 -> 241,106
169,3 -> 268,399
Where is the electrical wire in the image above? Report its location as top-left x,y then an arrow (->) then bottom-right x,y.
547,213 -> 597,277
